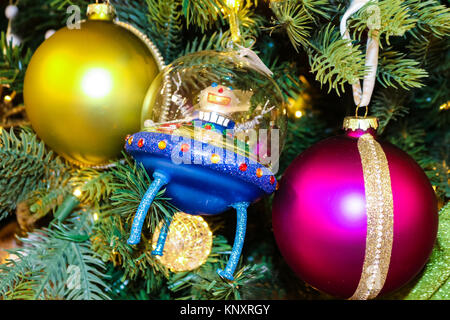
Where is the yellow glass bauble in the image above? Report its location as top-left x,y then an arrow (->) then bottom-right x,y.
23,3 -> 164,166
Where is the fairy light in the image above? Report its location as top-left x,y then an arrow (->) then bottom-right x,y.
287,95 -> 308,119
73,188 -> 82,198
439,101 -> 449,110
152,212 -> 213,272
93,212 -> 99,221
3,91 -> 16,103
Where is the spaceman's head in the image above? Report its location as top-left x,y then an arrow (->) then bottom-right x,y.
197,82 -> 251,115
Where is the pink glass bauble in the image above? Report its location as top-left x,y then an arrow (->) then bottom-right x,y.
272,124 -> 438,298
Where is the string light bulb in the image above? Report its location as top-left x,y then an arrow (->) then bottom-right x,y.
73,188 -> 82,198
55,188 -> 83,221
3,90 -> 16,103
152,212 -> 213,272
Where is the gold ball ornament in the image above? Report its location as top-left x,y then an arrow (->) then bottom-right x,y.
152,212 -> 213,272
23,2 -> 164,166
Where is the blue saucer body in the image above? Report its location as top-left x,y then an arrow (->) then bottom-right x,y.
125,131 -> 276,215
125,131 -> 277,280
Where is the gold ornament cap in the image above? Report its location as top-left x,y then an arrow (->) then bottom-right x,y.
87,2 -> 116,21
343,116 -> 379,131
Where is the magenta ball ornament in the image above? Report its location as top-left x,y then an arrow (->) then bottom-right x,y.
272,117 -> 438,299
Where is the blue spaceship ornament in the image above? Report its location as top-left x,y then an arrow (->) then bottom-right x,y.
125,50 -> 286,280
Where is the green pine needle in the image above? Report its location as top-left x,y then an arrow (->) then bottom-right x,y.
407,0 -> 450,39
182,0 -> 224,32
91,156 -> 177,280
371,88 -> 409,134
183,31 -> 228,55
378,50 -> 428,89
146,0 -> 184,63
168,236 -> 273,300
0,33 -> 33,94
309,24 -> 366,95
0,128 -> 68,220
269,1 -> 313,50
349,0 -> 417,45
0,213 -> 110,300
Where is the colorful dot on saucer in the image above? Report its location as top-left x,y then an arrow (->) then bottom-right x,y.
158,140 -> 167,150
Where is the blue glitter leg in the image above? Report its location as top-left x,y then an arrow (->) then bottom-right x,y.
151,216 -> 173,256
217,202 -> 250,281
127,171 -> 170,245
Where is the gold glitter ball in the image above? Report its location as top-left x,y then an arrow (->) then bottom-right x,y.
152,212 -> 213,272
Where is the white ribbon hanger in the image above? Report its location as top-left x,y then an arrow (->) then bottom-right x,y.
340,0 -> 380,112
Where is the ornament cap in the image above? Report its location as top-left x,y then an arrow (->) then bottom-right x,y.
87,3 -> 116,21
343,116 -> 379,132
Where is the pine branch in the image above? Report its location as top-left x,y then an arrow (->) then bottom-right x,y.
406,0 -> 450,39
48,0 -> 89,11
167,235 -> 274,300
174,263 -> 273,300
182,31 -> 228,55
377,50 -> 428,90
0,129 -> 68,220
371,88 -> 409,134
110,0 -> 152,35
25,167 -> 113,219
308,24 -> 366,95
12,0 -> 87,48
349,0 -> 417,45
269,58 -> 307,101
407,36 -> 450,71
91,156 -> 177,280
268,0 -> 313,50
0,33 -> 33,94
69,169 -> 114,204
385,121 -> 445,194
0,251 -> 39,298
279,114 -> 328,175
298,0 -> 332,21
387,123 -> 430,166
0,212 -> 110,300
2,272 -> 37,300
182,0 -> 224,32
146,0 -> 184,63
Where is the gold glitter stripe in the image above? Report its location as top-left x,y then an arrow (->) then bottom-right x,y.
350,133 -> 394,300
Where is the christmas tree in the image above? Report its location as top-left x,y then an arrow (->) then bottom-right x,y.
0,0 -> 448,301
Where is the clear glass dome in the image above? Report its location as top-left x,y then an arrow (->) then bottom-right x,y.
141,50 -> 287,171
